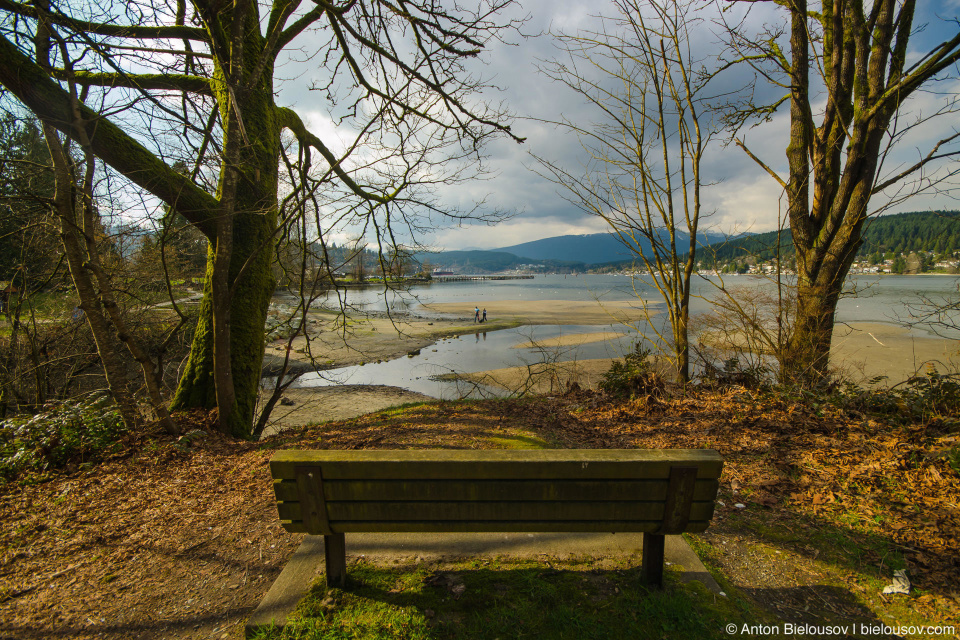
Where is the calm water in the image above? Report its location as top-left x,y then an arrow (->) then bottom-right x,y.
318,273 -> 959,326
292,274 -> 960,398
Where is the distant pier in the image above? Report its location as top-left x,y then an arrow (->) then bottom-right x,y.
433,275 -> 535,282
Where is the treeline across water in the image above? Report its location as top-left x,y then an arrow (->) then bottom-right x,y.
697,210 -> 960,267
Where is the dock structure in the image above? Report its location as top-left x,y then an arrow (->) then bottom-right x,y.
433,275 -> 535,282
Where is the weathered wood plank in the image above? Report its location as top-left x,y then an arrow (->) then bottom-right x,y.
273,479 -> 721,503
659,466 -> 698,535
272,449 -> 723,465
295,466 -> 332,535
270,449 -> 723,481
279,520 -> 714,534
277,499 -> 716,523
324,533 -> 346,588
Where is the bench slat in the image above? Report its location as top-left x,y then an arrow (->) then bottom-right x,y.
277,499 -> 717,523
271,449 -> 723,481
279,519 -> 714,534
273,479 -> 721,503
272,449 -> 722,464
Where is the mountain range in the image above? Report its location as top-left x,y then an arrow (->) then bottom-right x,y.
493,230 -> 729,265
419,211 -> 956,273
419,230 -> 731,272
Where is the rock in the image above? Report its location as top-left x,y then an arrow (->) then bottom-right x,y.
279,396 -> 295,406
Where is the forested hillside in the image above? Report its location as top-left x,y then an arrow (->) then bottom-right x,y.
700,210 -> 960,265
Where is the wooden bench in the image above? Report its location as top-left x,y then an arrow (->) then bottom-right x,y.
270,449 -> 723,588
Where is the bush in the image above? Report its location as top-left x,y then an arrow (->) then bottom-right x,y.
0,393 -> 126,478
834,365 -> 960,427
699,355 -> 769,389
599,342 -> 662,399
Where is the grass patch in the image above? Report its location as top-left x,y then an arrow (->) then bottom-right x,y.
252,557 -> 766,640
374,403 -> 433,418
487,433 -> 551,449
699,509 -> 949,630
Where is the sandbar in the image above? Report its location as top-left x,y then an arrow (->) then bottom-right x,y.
257,385 -> 433,437
259,306 -> 957,433
261,312 -> 519,375
456,358 -> 617,395
511,330 -> 628,350
422,299 -> 658,325
830,322 -> 958,383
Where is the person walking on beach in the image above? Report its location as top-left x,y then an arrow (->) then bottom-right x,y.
482,308 -> 487,323
474,306 -> 480,323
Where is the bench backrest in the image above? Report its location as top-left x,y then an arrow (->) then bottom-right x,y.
271,449 -> 722,536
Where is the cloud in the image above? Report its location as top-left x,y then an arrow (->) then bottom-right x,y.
273,0 -> 960,251
432,214 -> 613,250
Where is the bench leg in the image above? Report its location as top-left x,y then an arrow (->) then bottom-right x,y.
324,533 -> 346,588
640,532 -> 665,588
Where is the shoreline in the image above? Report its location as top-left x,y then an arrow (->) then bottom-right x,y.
258,301 -> 958,432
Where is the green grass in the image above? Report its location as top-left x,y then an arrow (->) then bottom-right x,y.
373,403 -> 433,418
720,509 -> 907,575
699,510 -> 947,631
488,434 -> 552,449
251,557 -> 767,640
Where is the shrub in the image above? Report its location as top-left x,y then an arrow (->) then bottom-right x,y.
0,393 -> 126,478
699,355 -> 769,389
834,365 -> 960,427
600,342 -> 661,398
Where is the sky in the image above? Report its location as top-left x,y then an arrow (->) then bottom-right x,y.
277,0 -> 960,252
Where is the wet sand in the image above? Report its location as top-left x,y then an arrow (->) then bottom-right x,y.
454,358 -> 616,395
830,322 -> 959,382
510,330 -> 628,350
257,385 -> 434,437
422,299 -> 659,325
261,312 -> 520,375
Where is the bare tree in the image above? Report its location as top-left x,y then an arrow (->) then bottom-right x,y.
719,0 -> 960,383
534,0 -> 715,383
0,0 -> 523,437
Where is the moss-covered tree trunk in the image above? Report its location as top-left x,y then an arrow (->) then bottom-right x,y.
169,17 -> 280,439
170,211 -> 276,437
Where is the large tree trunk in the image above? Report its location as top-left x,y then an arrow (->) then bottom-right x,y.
170,210 -> 276,437
787,277 -> 841,381
170,23 -> 280,438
